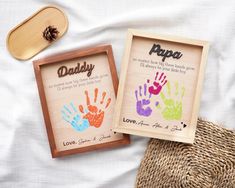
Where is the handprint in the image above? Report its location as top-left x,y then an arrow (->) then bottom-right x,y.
148,72 -> 167,95
135,83 -> 153,117
158,81 -> 185,120
79,88 -> 111,128
61,102 -> 90,132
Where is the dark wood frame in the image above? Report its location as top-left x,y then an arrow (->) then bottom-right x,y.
33,45 -> 130,158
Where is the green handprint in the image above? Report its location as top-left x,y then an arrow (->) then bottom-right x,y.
157,81 -> 185,120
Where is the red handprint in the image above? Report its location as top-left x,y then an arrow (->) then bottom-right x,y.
148,72 -> 167,95
79,88 -> 111,128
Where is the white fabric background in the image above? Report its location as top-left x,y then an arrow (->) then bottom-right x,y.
0,0 -> 235,187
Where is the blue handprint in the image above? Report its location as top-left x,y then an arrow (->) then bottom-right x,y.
61,102 -> 90,132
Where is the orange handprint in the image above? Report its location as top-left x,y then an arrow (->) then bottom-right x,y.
79,88 -> 111,128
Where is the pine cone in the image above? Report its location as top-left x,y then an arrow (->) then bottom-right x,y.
43,26 -> 59,42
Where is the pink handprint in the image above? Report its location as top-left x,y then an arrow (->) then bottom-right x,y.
148,72 -> 167,95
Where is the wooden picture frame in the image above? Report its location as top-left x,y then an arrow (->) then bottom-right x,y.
34,45 -> 130,158
112,29 -> 209,144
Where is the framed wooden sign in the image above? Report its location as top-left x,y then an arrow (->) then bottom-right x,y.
34,45 -> 130,158
112,29 -> 209,144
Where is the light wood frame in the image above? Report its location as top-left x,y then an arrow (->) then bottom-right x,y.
34,45 -> 130,158
112,29 -> 209,144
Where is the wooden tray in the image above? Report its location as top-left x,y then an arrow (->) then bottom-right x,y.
7,6 -> 68,60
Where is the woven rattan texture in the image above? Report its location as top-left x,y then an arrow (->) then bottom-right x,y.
136,119 -> 235,188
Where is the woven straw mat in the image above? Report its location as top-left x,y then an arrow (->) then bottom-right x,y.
136,119 -> 235,188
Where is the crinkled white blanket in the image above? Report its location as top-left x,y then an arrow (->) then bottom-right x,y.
0,0 -> 235,187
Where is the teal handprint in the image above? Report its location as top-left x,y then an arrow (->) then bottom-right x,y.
61,102 -> 90,132
157,82 -> 185,120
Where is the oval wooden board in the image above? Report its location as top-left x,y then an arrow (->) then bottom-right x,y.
7,6 -> 68,60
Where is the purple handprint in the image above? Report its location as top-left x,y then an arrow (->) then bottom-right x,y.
135,83 -> 152,117
148,72 -> 167,95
